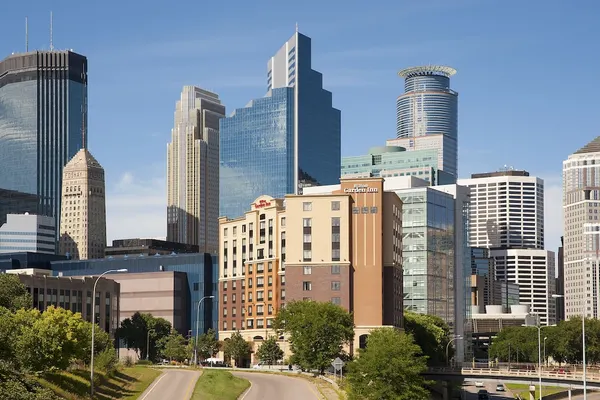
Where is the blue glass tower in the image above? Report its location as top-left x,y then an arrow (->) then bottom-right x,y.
220,32 -> 341,218
0,51 -> 88,237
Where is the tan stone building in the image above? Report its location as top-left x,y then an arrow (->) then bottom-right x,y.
218,178 -> 403,363
59,149 -> 106,260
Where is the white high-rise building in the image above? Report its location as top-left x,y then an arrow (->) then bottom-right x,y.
458,170 -> 544,250
563,136 -> 600,319
0,213 -> 56,254
166,86 -> 225,253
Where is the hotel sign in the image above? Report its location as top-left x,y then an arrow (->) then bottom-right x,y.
254,199 -> 271,208
344,184 -> 378,193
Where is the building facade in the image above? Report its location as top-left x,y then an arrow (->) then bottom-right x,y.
167,86 -> 225,252
0,188 -> 39,226
556,236 -> 565,322
219,31 -> 341,219
341,145 -> 455,185
396,66 -> 458,179
59,149 -> 106,260
0,213 -> 56,254
0,51 -> 88,235
105,238 -> 199,258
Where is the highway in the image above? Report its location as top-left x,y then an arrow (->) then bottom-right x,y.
233,371 -> 321,400
138,369 -> 201,400
463,379 -> 512,400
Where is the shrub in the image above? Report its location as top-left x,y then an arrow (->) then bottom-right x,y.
123,355 -> 134,367
136,360 -> 153,365
94,349 -> 119,376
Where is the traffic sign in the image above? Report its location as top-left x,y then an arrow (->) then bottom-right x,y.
332,357 -> 345,371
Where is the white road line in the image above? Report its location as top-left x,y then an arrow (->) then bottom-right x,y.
140,371 -> 168,400
238,377 -> 254,400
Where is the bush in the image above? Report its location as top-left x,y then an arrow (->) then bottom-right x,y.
94,349 -> 119,376
136,360 -> 153,365
123,355 -> 134,367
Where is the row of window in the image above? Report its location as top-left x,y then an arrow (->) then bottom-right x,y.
302,281 -> 341,291
303,265 -> 341,275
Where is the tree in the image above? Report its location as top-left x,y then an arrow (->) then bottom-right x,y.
273,300 -> 354,374
403,311 -> 453,366
162,331 -> 188,362
346,328 -> 430,400
255,336 -> 284,365
222,331 -> 252,367
195,328 -> 220,361
117,312 -> 172,361
0,274 -> 32,312
489,326 -> 538,363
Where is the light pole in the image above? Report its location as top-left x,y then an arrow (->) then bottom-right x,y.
445,335 -> 463,366
194,295 -> 215,366
90,268 -> 127,398
553,293 -> 585,400
146,329 -> 155,361
543,336 -> 548,368
522,313 -> 542,400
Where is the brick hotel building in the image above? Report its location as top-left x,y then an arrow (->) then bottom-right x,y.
218,178 -> 403,363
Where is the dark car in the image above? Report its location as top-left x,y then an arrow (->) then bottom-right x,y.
478,389 -> 490,400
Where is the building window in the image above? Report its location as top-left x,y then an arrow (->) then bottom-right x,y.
233,226 -> 237,236
193,282 -> 199,291
303,202 -> 312,211
303,297 -> 312,301
268,262 -> 273,272
331,281 -> 341,291
303,218 -> 312,227
223,321 -> 227,330
281,289 -> 286,300
223,308 -> 228,316
232,321 -> 237,330
232,281 -> 237,290
248,305 -> 253,316
362,207 -> 369,214
331,201 -> 341,211
303,250 -> 312,261
232,294 -> 236,303
303,233 -> 312,243
257,319 -> 264,329
281,217 -> 286,227
268,290 -> 273,300
268,304 -> 274,315
257,290 -> 264,301
224,228 -> 228,237
332,249 -> 340,262
257,305 -> 264,315
370,207 -> 378,214
223,294 -> 227,304
268,276 -> 273,286
257,263 -> 264,273
303,281 -> 312,291
303,266 -> 312,275
331,265 -> 341,274
223,282 -> 228,291
352,207 -> 360,214
257,277 -> 264,287
331,297 -> 341,305
247,319 -> 253,329
232,307 -> 236,317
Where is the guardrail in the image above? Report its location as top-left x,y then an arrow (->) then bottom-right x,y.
427,367 -> 600,383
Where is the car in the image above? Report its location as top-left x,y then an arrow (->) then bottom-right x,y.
475,381 -> 484,387
496,384 -> 505,392
478,389 -> 489,400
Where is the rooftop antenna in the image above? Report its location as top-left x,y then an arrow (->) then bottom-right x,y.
50,11 -> 54,51
295,22 -> 298,32
25,17 -> 29,52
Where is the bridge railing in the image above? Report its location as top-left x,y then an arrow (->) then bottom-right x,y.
427,367 -> 600,383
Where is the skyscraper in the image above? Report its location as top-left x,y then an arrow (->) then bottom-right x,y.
167,86 -> 225,253
396,66 -> 458,179
0,50 -> 88,238
219,31 -> 341,219
563,136 -> 600,319
59,149 -> 106,260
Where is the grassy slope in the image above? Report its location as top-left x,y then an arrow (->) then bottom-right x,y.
505,383 -> 565,400
190,370 -> 250,400
36,366 -> 162,400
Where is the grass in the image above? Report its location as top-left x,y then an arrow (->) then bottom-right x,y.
36,366 -> 162,400
505,383 -> 565,400
190,370 -> 250,400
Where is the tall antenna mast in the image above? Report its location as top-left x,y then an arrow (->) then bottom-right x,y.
50,11 -> 54,51
25,17 -> 29,52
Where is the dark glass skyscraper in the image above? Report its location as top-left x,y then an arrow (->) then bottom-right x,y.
219,31 -> 341,218
0,51 -> 88,236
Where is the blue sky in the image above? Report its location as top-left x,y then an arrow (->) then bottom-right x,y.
2,0 -> 598,252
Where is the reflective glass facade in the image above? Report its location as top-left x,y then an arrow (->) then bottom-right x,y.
0,51 -> 88,238
219,32 -> 341,219
48,253 -> 218,336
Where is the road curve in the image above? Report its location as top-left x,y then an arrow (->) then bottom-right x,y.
138,369 -> 201,400
233,371 -> 321,400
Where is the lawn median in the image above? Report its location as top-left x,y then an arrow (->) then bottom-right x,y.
190,369 -> 250,400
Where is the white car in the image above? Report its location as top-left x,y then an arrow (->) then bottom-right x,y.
252,363 -> 263,369
475,381 -> 484,388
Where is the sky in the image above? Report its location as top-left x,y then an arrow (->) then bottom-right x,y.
2,0 -> 599,253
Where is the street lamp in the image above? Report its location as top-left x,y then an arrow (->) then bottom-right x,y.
522,313 -> 543,400
146,329 -> 155,361
543,337 -> 548,368
194,295 -> 215,366
553,293 -> 585,400
446,335 -> 463,366
90,268 -> 127,398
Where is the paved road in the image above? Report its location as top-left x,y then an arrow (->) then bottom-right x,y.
463,379 -> 512,400
139,369 -> 201,400
233,371 -> 321,400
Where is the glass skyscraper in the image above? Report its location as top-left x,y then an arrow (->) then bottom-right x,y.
0,50 -> 88,238
219,31 -> 341,219
396,66 -> 458,179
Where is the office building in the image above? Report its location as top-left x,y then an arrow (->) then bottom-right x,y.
0,252 -> 67,271
458,169 -> 544,249
49,253 -> 217,336
218,178 -> 403,364
0,51 -> 88,235
0,188 -> 39,226
59,149 -> 106,260
563,136 -> 600,319
556,236 -> 565,322
0,213 -> 56,254
167,86 -> 225,252
341,145 -> 455,185
6,268 -> 119,336
219,31 -> 341,219
470,247 -> 497,313
471,304 -> 529,360
396,66 -> 458,179
105,238 -> 199,258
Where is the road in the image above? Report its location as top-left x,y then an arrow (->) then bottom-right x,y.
139,369 -> 201,400
233,371 -> 321,400
463,379 -> 512,400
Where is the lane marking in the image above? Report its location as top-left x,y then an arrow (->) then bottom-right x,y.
183,371 -> 201,400
140,371 -> 168,400
303,378 -> 323,400
238,374 -> 254,400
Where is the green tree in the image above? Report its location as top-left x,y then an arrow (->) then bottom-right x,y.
346,328 -> 430,400
0,307 -> 17,362
222,331 -> 252,367
255,336 -> 284,365
195,328 -> 220,361
162,331 -> 188,362
489,326 -> 538,363
117,312 -> 172,361
403,311 -> 452,366
0,274 -> 32,312
273,300 -> 354,374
